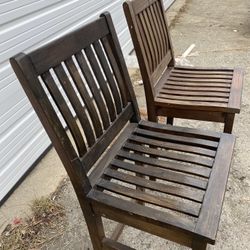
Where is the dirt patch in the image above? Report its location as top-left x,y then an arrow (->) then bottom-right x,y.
0,181 -> 66,250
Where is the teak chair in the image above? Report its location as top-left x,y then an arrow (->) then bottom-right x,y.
123,0 -> 244,133
11,13 -> 235,250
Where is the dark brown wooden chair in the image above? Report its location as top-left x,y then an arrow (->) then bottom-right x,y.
11,13 -> 235,250
123,0 -> 244,133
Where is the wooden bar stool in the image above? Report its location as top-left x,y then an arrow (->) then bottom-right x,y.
123,0 -> 244,133
11,13 -> 236,250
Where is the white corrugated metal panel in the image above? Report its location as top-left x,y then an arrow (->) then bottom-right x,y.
164,0 -> 175,8
0,0 -> 132,202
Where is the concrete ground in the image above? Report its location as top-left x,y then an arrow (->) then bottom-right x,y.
0,148 -> 66,233
1,0 -> 250,249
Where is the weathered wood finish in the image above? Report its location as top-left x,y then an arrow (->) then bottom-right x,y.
11,13 -> 235,250
123,0 -> 244,133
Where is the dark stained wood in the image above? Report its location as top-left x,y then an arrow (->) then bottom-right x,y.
101,36 -> 128,107
62,58 -> 103,138
111,159 -> 208,190
128,134 -> 216,157
93,40 -> 123,114
10,12 -> 236,250
224,113 -> 235,133
138,120 -> 221,140
134,128 -> 219,149
192,240 -> 207,250
123,0 -> 244,133
117,150 -> 211,178
97,179 -> 201,216
100,12 -> 140,122
195,134 -> 235,243
81,104 -> 134,173
104,168 -> 205,202
84,46 -> 116,122
122,142 -> 214,167
89,189 -> 196,232
41,71 -> 87,156
228,68 -> 244,112
75,51 -> 110,130
54,63 -> 96,146
29,18 -> 110,75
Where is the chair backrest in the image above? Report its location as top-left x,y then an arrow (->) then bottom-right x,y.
123,0 -> 175,99
10,13 -> 140,197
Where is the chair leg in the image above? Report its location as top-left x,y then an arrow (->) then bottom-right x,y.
83,204 -> 105,250
192,241 -> 207,250
167,117 -> 174,125
224,113 -> 235,133
147,109 -> 158,122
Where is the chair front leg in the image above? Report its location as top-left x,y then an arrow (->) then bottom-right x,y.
224,113 -> 235,133
83,204 -> 105,250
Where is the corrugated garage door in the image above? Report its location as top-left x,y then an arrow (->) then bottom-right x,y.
0,0 -> 174,202
164,0 -> 175,8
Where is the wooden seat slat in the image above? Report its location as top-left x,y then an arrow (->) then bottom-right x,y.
97,179 -> 201,217
122,142 -> 214,167
162,85 -> 231,93
134,128 -> 219,149
172,69 -> 234,76
88,189 -> 196,232
111,159 -> 208,190
167,77 -> 232,84
158,93 -> 229,103
170,73 -> 233,80
138,120 -> 221,140
104,168 -> 205,202
117,150 -> 211,178
129,134 -> 216,157
160,89 -> 230,98
155,98 -> 229,111
165,81 -> 231,88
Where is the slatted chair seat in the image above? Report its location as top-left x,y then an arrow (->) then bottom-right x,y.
155,66 -> 243,113
11,13 -> 235,250
89,120 -> 234,249
123,0 -> 244,133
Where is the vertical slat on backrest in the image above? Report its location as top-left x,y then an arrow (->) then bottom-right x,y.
155,0 -> 170,53
53,63 -> 96,147
84,46 -> 116,122
93,40 -> 123,114
63,55 -> 103,138
101,13 -> 140,122
124,0 -> 174,85
101,36 -> 128,107
75,51 -> 111,130
41,71 -> 87,156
